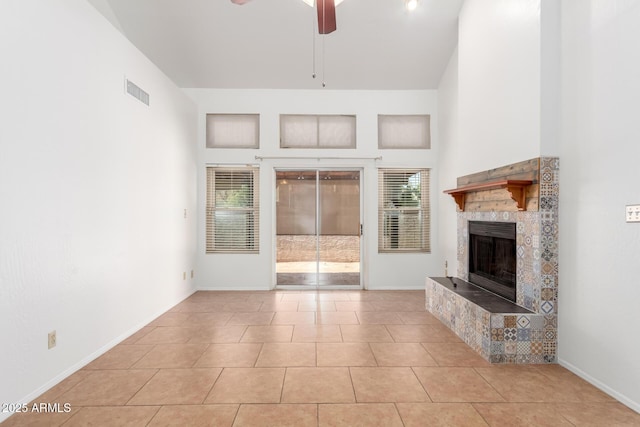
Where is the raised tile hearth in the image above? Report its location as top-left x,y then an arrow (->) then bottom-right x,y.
428,277 -> 533,314
427,157 -> 559,364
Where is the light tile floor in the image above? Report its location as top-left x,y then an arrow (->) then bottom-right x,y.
3,290 -> 640,426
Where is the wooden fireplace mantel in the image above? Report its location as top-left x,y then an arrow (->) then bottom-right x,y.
444,180 -> 533,211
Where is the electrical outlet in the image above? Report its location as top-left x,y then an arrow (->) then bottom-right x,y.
626,204 -> 640,223
48,331 -> 56,349
191,270 -> 194,279
183,271 -> 187,280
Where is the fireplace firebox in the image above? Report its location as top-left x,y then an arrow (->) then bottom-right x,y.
468,221 -> 517,302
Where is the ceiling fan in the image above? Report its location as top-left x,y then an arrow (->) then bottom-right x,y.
230,0 -> 338,34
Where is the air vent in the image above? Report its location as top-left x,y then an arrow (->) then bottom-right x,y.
125,78 -> 149,106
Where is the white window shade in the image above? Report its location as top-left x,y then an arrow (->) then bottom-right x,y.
378,169 -> 430,253
318,115 -> 356,147
378,115 -> 431,149
206,167 -> 260,253
206,114 -> 260,148
280,115 -> 318,147
280,114 -> 356,148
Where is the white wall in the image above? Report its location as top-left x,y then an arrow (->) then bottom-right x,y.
183,89 -> 441,290
436,48 -> 460,277
540,0 -> 561,157
457,0 -> 542,175
558,0 -> 640,412
0,0 -> 198,419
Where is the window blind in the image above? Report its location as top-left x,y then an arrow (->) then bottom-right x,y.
378,115 -> 431,149
206,114 -> 260,148
378,169 -> 430,253
206,167 -> 260,253
280,114 -> 356,148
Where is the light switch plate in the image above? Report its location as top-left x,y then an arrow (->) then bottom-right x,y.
626,205 -> 640,223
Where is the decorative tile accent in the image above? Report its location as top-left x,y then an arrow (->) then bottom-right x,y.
504,329 -> 517,341
490,354 -> 505,363
517,316 -> 530,329
490,315 -> 504,329
543,341 -> 557,354
505,342 -> 517,355
504,316 -> 517,328
541,288 -> 555,301
531,341 -> 543,355
542,275 -> 555,287
540,301 -> 554,314
517,328 -> 530,341
530,329 -> 544,341
505,355 -> 517,364
544,316 -> 557,329
491,342 -> 504,355
517,354 -> 531,364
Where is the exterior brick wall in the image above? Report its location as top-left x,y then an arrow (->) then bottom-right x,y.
277,235 -> 360,262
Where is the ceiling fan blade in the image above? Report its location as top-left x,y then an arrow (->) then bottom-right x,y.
317,0 -> 336,34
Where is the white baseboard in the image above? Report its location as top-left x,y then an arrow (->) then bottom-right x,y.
197,286 -> 272,291
0,290 -> 197,424
558,358 -> 640,414
196,286 -> 425,291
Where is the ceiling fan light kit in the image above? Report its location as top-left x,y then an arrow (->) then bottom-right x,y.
405,0 -> 419,12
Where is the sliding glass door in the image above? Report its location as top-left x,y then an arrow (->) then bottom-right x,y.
276,169 -> 361,287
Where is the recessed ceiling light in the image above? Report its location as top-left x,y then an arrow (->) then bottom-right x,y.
405,0 -> 418,11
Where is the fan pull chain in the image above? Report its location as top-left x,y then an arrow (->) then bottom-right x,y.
312,1 -> 316,79
322,35 -> 326,88
321,0 -> 326,87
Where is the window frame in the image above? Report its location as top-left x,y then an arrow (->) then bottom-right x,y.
206,113 -> 260,149
280,114 -> 357,149
378,168 -> 431,253
377,114 -> 431,149
206,166 -> 260,254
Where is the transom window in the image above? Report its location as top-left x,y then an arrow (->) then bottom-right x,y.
206,114 -> 260,149
280,114 -> 356,148
378,115 -> 431,149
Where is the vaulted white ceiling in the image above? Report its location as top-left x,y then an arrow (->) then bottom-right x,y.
88,0 -> 463,90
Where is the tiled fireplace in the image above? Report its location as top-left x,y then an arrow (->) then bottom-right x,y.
426,157 -> 559,363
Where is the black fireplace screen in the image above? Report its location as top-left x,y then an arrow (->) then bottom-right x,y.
468,221 -> 517,301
